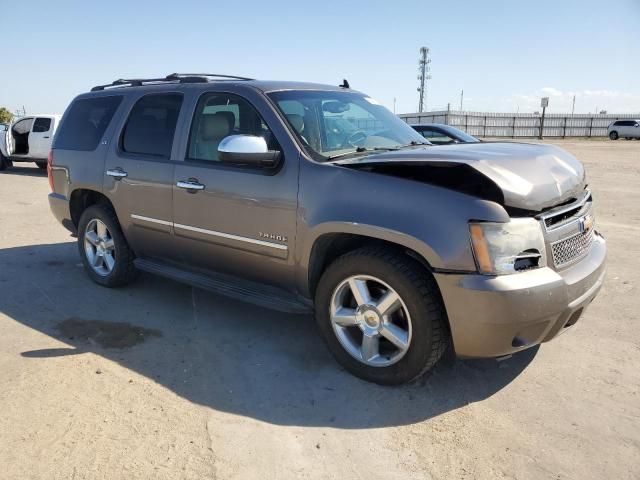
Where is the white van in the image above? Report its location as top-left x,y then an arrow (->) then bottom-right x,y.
0,114 -> 61,170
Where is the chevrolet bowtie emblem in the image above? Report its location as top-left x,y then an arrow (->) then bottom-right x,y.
579,215 -> 594,234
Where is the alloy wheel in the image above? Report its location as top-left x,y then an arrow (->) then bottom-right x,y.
84,219 -> 116,276
330,275 -> 412,367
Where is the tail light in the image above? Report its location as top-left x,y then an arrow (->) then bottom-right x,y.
47,150 -> 54,191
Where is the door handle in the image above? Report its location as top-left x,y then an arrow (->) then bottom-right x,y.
43,136 -> 50,139
177,180 -> 205,191
106,168 -> 128,179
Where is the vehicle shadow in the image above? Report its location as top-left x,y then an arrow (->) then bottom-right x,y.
1,164 -> 47,177
1,242 -> 538,429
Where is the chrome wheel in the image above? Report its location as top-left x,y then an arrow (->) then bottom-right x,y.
330,275 -> 412,367
84,219 -> 116,276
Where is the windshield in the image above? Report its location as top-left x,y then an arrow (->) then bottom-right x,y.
267,90 -> 428,161
439,125 -> 479,143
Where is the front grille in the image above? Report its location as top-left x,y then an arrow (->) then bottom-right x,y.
551,228 -> 594,267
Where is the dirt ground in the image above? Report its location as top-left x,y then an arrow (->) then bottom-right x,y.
0,139 -> 638,480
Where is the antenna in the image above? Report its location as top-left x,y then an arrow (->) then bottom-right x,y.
417,47 -> 432,113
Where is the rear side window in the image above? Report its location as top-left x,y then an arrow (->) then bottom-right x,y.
33,117 -> 52,132
55,96 -> 123,151
121,94 -> 183,158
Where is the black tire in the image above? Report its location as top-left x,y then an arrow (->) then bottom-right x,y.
609,131 -> 618,140
35,161 -> 47,169
77,204 -> 138,287
314,246 -> 449,385
0,152 -> 11,171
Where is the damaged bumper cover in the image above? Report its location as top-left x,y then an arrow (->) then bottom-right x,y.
433,232 -> 606,358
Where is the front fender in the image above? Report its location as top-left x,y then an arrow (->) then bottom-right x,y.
295,160 -> 509,295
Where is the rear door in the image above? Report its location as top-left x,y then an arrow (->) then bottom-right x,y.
29,117 -> 53,159
172,90 -> 299,289
103,92 -> 183,261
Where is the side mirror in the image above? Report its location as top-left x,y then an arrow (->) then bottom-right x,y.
635,124 -> 639,127
218,135 -> 280,167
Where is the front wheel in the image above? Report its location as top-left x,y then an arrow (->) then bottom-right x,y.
0,152 -> 11,171
77,204 -> 138,287
315,247 -> 449,385
609,131 -> 619,140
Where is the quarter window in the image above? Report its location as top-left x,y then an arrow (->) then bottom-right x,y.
187,93 -> 276,162
54,96 -> 123,151
33,117 -> 52,133
122,94 -> 183,158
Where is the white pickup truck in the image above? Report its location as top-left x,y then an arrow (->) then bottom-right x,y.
0,114 -> 61,170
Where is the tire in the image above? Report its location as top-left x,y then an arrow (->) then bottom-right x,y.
36,161 -> 47,169
609,131 -> 618,140
77,204 -> 138,287
314,246 -> 449,385
0,152 -> 11,171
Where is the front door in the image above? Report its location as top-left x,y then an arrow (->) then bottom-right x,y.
29,117 -> 53,159
103,92 -> 183,261
172,91 -> 299,290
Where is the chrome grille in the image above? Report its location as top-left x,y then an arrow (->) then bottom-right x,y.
551,228 -> 594,267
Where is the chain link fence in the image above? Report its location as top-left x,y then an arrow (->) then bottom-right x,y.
399,111 -> 639,138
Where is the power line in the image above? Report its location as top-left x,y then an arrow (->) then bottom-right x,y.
417,47 -> 431,113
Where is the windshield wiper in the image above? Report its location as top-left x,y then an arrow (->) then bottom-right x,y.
326,146 -> 399,161
396,140 -> 431,148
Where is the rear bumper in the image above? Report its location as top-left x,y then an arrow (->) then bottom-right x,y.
48,192 -> 75,234
434,232 -> 606,358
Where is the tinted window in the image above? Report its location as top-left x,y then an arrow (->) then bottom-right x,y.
188,93 -> 276,162
33,117 -> 52,133
122,94 -> 183,158
55,96 -> 123,151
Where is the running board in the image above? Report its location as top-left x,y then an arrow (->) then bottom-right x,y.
134,258 -> 312,314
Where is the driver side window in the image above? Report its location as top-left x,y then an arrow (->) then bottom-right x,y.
187,93 -> 276,162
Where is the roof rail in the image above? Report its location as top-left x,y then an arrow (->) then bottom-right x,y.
91,73 -> 253,92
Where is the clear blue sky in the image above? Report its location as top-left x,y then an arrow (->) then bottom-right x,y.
1,0 -> 638,115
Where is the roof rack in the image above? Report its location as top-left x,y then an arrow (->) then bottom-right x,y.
91,73 -> 254,92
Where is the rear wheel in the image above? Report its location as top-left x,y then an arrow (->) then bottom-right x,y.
315,247 -> 449,385
35,161 -> 47,169
77,204 -> 138,287
609,131 -> 619,140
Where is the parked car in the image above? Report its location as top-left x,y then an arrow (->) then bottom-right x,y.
48,74 -> 606,385
607,119 -> 640,140
0,114 -> 61,170
410,123 -> 480,144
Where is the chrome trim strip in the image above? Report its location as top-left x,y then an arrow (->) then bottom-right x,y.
131,214 -> 172,226
174,223 -> 288,250
539,190 -> 591,222
130,214 -> 288,251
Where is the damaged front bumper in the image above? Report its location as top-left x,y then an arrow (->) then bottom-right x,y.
433,232 -> 606,358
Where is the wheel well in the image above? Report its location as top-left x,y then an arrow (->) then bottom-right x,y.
69,189 -> 114,228
307,233 -> 433,298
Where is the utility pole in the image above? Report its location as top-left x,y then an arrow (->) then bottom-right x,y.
571,95 -> 576,116
417,47 -> 431,113
460,89 -> 464,111
393,97 -> 397,114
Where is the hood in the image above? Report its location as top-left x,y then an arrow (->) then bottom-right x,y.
331,142 -> 586,212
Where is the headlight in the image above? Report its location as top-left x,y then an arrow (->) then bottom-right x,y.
469,218 -> 547,275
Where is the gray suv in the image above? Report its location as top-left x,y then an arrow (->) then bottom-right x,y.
48,74 -> 606,384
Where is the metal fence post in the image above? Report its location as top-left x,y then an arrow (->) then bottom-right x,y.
513,116 -> 516,138
563,117 -> 567,138
483,116 -> 487,138
589,117 -> 593,138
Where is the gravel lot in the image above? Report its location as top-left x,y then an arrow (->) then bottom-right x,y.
0,139 -> 638,480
